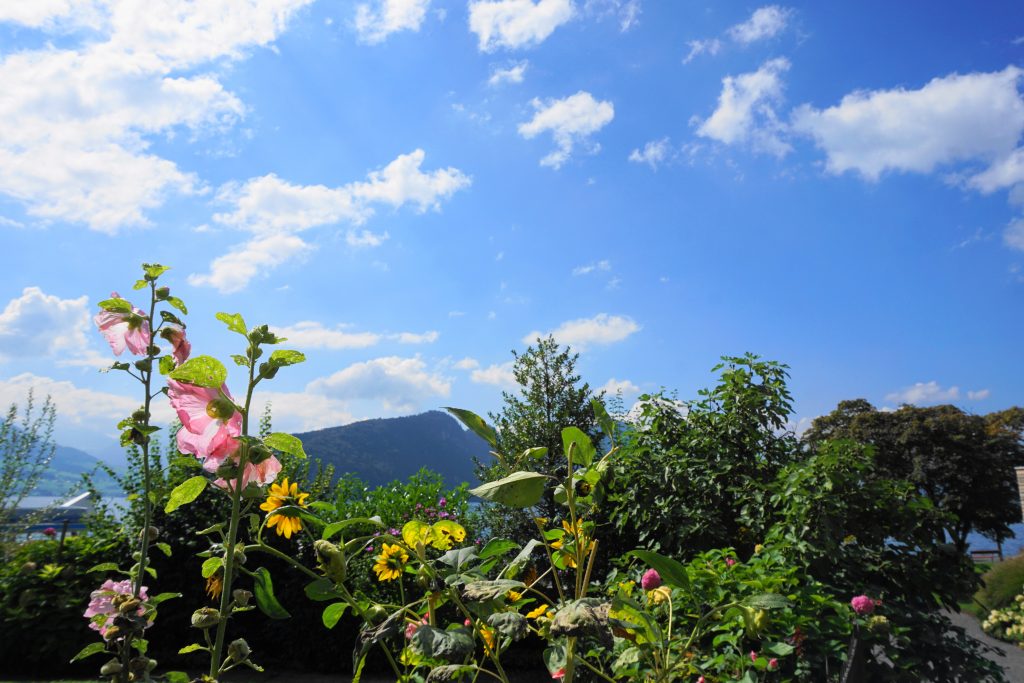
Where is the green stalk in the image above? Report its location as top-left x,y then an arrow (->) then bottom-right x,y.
131,282 -> 158,598
208,348 -> 257,678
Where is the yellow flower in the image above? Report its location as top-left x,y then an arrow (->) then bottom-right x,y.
260,477 -> 310,539
506,590 -> 522,602
526,604 -> 550,620
373,543 -> 409,582
480,624 -> 497,655
205,572 -> 223,601
647,586 -> 671,605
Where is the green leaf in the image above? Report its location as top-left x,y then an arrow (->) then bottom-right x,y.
562,427 -> 596,467
479,538 -> 518,560
143,263 -> 170,280
201,557 -> 222,579
149,592 -> 180,606
165,475 -> 208,513
522,447 -> 548,460
160,310 -> 184,327
132,638 -> 148,654
487,611 -> 528,640
470,471 -> 548,508
88,562 -> 121,573
132,279 -> 148,290
165,672 -> 191,683
322,602 -> 348,629
253,567 -> 290,619
502,539 -> 541,579
70,642 -> 107,662
305,578 -> 342,602
167,296 -> 188,315
742,593 -> 791,610
765,641 -> 796,656
216,312 -> 248,336
98,298 -> 132,313
322,517 -> 384,541
154,542 -> 172,557
591,398 -> 616,445
444,407 -> 498,448
268,349 -> 305,368
264,432 -> 306,459
169,356 -> 227,389
178,644 -> 206,654
628,550 -> 690,590
230,354 -> 248,367
158,356 -> 175,375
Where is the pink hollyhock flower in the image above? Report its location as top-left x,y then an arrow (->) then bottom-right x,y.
94,292 -> 151,356
697,678 -> 705,683
750,650 -> 758,663
551,669 -> 566,680
83,579 -> 150,637
725,558 -> 736,567
207,437 -> 282,491
768,658 -> 779,670
168,380 -> 241,459
641,568 -> 662,590
850,595 -> 876,615
160,324 -> 191,365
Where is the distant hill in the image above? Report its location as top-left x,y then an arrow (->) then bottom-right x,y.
33,443 -> 120,496
294,411 -> 489,488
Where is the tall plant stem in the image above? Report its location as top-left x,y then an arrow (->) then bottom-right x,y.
132,283 -> 158,599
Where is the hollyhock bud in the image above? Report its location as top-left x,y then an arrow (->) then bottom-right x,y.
233,589 -> 252,607
191,607 -> 221,629
641,568 -> 662,590
750,650 -> 758,663
42,527 -> 56,538
227,638 -> 251,662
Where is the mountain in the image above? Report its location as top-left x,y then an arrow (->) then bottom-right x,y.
33,443 -> 120,496
294,411 -> 489,488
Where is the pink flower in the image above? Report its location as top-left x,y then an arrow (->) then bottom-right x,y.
750,650 -> 758,663
768,658 -> 779,670
850,595 -> 876,616
161,324 -> 191,365
83,579 -> 149,637
169,380 -> 241,459
94,292 -> 151,356
464,618 -> 472,627
552,669 -> 566,680
208,437 -> 282,491
641,568 -> 662,590
725,558 -> 736,567
405,615 -> 429,639
697,678 -> 705,683
42,527 -> 56,538
438,497 -> 447,508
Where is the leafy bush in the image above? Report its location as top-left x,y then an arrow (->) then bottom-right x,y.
982,593 -> 1024,645
976,554 -> 1024,612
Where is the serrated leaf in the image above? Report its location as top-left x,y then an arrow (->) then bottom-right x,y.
444,407 -> 498,448
70,642 -> 107,662
158,356 -> 175,375
322,602 -> 348,629
264,432 -> 306,459
253,566 -> 290,619
470,471 -> 548,508
165,475 -> 207,514
132,279 -> 148,290
167,296 -> 188,315
98,298 -> 132,313
201,557 -> 222,579
216,312 -> 248,336
562,427 -> 596,467
628,550 -> 690,590
268,349 -> 305,367
231,354 -> 248,367
169,356 -> 227,389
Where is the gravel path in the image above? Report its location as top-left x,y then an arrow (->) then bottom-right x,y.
946,610 -> 1024,681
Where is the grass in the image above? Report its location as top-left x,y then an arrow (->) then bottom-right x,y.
972,553 -> 1024,616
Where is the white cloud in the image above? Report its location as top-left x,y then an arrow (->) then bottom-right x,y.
727,5 -> 792,44
308,356 -> 450,412
584,0 -> 640,32
967,389 -> 991,401
628,138 -> 671,169
885,381 -> 960,405
967,147 -> 1024,195
454,357 -> 480,370
392,331 -> 440,344
0,287 -> 92,361
470,361 -> 517,387
0,0 -> 311,233
488,60 -> 529,86
791,66 -> 1024,181
469,0 -> 575,52
1005,218 -> 1024,251
572,259 -> 611,275
524,313 -> 639,350
0,372 -> 174,426
191,150 -> 470,292
518,91 -> 615,168
346,229 -> 390,247
251,390 -> 355,432
355,0 -> 430,44
599,377 -> 639,395
697,57 -> 791,156
683,38 -> 721,64
270,321 -> 382,349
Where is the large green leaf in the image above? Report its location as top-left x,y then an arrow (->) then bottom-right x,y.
562,427 -> 596,467
268,349 -> 305,367
143,263 -> 170,280
252,567 -> 290,619
322,602 -> 348,629
628,549 -> 690,590
479,538 -> 518,560
264,432 -> 306,459
591,398 -> 616,445
167,296 -> 188,315
201,557 -> 222,579
444,407 -> 498,448
322,516 -> 384,541
165,475 -> 207,513
470,471 -> 547,507
216,312 -> 248,337
70,642 -> 107,662
98,298 -> 132,313
169,356 -> 227,389
742,593 -> 791,610
305,578 -> 342,602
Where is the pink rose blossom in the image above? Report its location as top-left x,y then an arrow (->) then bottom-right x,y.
641,568 -> 662,590
94,292 -> 151,356
168,380 -> 242,459
850,595 -> 876,616
161,324 -> 191,365
83,579 -> 150,637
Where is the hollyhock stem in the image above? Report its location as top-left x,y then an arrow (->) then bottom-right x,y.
209,352 -> 256,678
132,282 -> 159,600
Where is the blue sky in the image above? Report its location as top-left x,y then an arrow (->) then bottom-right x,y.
0,1 -> 1022,458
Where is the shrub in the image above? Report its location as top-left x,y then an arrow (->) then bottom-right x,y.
976,554 -> 1024,612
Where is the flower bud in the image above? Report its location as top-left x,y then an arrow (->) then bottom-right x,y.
233,589 -> 252,607
232,543 -> 247,566
100,659 -> 123,676
128,656 -> 152,674
366,604 -> 388,624
20,561 -> 37,574
118,598 -> 142,615
138,526 -> 160,542
248,443 -> 273,464
104,625 -> 123,641
227,638 -> 251,662
132,408 -> 150,422
155,286 -> 170,300
191,607 -> 221,629
314,540 -> 347,583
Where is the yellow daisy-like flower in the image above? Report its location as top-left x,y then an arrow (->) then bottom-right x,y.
205,572 -> 223,601
480,624 -> 497,655
373,543 -> 409,582
506,590 -> 522,602
526,603 -> 550,620
260,477 -> 310,539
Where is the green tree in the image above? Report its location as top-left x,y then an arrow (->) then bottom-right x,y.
476,336 -> 602,543
803,400 -> 1024,554
0,391 -> 57,545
